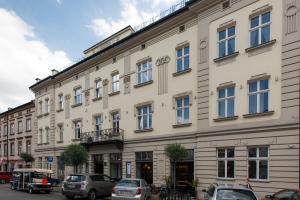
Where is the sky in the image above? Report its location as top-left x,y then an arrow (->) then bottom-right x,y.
0,0 -> 178,112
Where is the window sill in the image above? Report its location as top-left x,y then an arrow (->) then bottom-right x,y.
37,114 -> 44,119
213,116 -> 238,122
43,142 -> 49,145
134,128 -> 153,133
134,80 -> 153,88
92,97 -> 102,102
56,109 -> 64,113
248,179 -> 270,183
37,143 -> 42,146
108,91 -> 120,96
72,138 -> 81,142
216,177 -> 236,181
243,111 -> 274,118
172,123 -> 192,128
213,52 -> 239,63
245,39 -> 276,53
17,132 -> 22,134
56,140 -> 64,144
43,112 -> 49,116
172,68 -> 192,77
25,130 -> 31,133
71,103 -> 82,108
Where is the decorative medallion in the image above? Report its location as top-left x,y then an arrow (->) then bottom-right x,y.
155,56 -> 171,66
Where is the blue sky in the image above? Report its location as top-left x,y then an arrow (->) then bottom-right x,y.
0,0 -> 177,111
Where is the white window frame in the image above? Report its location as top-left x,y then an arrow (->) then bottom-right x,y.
248,146 -> 269,181
26,140 -> 31,153
176,45 -> 190,72
111,112 -> 120,132
217,87 -> 235,118
248,79 -> 269,114
137,105 -> 152,130
95,115 -> 102,136
58,94 -> 64,110
74,88 -> 82,105
74,121 -> 82,139
39,129 -> 43,144
17,140 -> 22,156
58,125 -> 63,142
39,101 -> 43,115
112,73 -> 120,93
218,26 -> 236,57
137,61 -> 152,84
18,120 -> 23,133
95,80 -> 102,98
45,127 -> 49,144
45,99 -> 50,113
26,118 -> 31,131
10,123 -> 15,135
10,142 -> 15,156
249,12 -> 271,47
176,96 -> 190,125
217,148 -> 235,179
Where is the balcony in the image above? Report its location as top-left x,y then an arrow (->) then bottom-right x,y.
80,128 -> 124,150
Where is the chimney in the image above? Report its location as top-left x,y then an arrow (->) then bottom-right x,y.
35,78 -> 41,82
7,107 -> 12,111
52,69 -> 59,76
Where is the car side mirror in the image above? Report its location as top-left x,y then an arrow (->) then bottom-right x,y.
202,189 -> 207,193
265,195 -> 273,199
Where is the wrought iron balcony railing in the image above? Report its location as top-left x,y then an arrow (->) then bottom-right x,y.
80,128 -> 124,144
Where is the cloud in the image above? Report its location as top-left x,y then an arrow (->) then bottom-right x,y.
88,0 -> 177,38
0,8 -> 71,112
56,0 -> 61,5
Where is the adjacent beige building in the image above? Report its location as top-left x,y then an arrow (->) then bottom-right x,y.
0,101 -> 35,171
29,0 -> 300,199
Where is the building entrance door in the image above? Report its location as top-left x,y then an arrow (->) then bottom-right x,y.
93,155 -> 104,174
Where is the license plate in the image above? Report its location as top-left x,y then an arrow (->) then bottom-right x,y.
68,184 -> 75,189
119,191 -> 130,196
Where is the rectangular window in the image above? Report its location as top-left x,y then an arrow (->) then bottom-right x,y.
0,144 -> 1,157
248,146 -> 269,180
39,129 -> 43,144
17,140 -> 22,156
95,116 -> 102,137
248,79 -> 269,114
250,12 -> 271,47
111,112 -> 120,133
10,142 -> 15,156
137,61 -> 152,84
10,123 -> 15,135
112,73 -> 120,93
74,88 -> 82,105
75,121 -> 82,139
176,96 -> 190,124
45,128 -> 49,144
176,45 -> 190,72
58,125 -> 63,142
3,125 -> 7,136
18,121 -> 23,133
58,94 -> 64,110
39,101 -> 43,115
26,140 -> 31,153
26,118 -> 31,131
217,148 -> 235,178
218,26 -> 236,58
218,86 -> 235,118
4,143 -> 7,156
45,99 -> 50,113
95,80 -> 102,98
137,105 -> 152,130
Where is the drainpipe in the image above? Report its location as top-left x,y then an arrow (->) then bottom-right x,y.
6,114 -> 9,172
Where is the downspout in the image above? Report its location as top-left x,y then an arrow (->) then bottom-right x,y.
6,113 -> 9,171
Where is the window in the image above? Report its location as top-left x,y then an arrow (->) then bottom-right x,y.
74,88 -> 82,105
10,142 -> 15,156
137,105 -> 152,130
248,79 -> 269,114
111,112 -> 120,133
250,12 -> 271,47
137,61 -> 152,84
218,26 -> 235,58
45,99 -> 50,113
58,94 -> 64,110
95,80 -> 102,98
4,143 -> 7,156
39,101 -> 43,114
95,116 -> 102,136
0,144 -> 1,156
176,46 -> 190,72
248,146 -> 269,180
218,86 -> 235,118
112,73 -> 120,93
10,123 -> 15,135
58,125 -> 63,142
45,128 -> 49,143
17,140 -> 22,156
18,121 -> 22,133
3,125 -> 7,136
176,96 -> 190,124
39,129 -> 43,144
217,148 -> 235,178
26,140 -> 31,153
74,121 -> 82,139
26,118 -> 31,131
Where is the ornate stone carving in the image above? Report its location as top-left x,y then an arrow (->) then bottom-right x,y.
123,75 -> 131,83
102,79 -> 109,86
85,90 -> 90,97
199,39 -> 208,64
155,56 -> 170,66
285,1 -> 299,34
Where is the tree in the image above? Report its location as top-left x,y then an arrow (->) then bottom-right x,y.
20,152 -> 35,167
164,143 -> 187,191
62,144 -> 88,173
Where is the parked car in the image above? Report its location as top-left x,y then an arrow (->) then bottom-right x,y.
62,174 -> 116,200
0,172 -> 12,183
47,176 -> 61,186
111,178 -> 151,200
262,189 -> 300,200
202,183 -> 258,200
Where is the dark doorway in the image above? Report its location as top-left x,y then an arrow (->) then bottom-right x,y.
136,151 -> 153,184
93,155 -> 104,174
110,153 -> 122,179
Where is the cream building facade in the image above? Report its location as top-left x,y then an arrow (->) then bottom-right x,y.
29,0 -> 300,199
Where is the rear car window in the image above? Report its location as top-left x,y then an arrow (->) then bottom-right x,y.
116,180 -> 140,187
217,189 -> 257,200
66,175 -> 86,182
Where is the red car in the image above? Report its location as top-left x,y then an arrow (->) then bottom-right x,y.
262,189 -> 300,200
0,172 -> 12,183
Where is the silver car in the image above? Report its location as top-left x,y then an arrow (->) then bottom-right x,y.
112,178 -> 151,200
202,184 -> 258,200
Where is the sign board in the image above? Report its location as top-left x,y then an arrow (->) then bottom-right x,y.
126,162 -> 131,178
47,156 -> 53,163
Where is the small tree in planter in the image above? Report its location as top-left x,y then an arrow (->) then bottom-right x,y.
62,144 -> 88,173
164,143 -> 187,192
20,152 -> 35,168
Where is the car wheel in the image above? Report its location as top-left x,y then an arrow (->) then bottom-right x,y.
65,195 -> 74,200
88,190 -> 96,200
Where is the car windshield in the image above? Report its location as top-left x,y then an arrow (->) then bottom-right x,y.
116,180 -> 140,187
66,175 -> 86,182
216,189 -> 257,200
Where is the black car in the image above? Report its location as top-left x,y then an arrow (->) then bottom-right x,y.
47,176 -> 61,186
